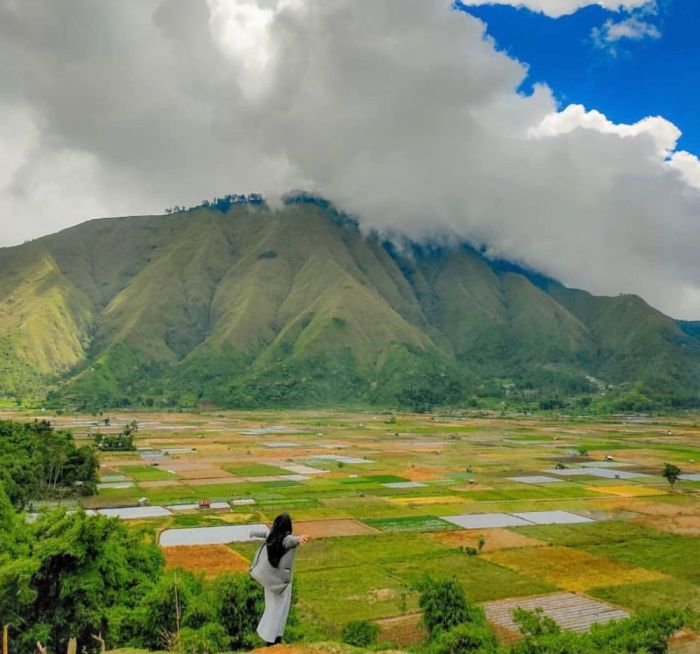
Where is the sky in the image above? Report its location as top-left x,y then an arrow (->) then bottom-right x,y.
0,0 -> 699,319
458,0 -> 700,153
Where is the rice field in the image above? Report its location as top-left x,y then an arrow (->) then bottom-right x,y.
4,407 -> 699,643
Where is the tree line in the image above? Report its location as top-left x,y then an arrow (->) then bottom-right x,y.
0,420 -> 98,509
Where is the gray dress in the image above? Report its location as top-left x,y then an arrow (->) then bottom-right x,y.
250,528 -> 300,643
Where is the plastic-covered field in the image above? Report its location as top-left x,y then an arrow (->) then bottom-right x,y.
98,506 -> 172,519
484,591 -> 629,636
443,510 -> 593,529
443,513 -> 533,529
512,510 -> 593,525
159,523 -> 267,545
508,475 -> 563,484
543,467 -> 652,479
310,455 -> 374,464
97,481 -> 135,489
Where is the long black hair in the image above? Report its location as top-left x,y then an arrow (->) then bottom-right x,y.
266,512 -> 293,568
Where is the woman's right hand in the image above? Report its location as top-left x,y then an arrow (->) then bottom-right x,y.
298,534 -> 310,545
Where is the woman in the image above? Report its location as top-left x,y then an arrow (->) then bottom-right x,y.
250,513 -> 309,646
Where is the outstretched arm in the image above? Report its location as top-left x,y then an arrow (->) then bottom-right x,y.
284,534 -> 310,548
250,528 -> 269,540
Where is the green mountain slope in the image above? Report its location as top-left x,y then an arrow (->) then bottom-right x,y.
1,201 -> 698,409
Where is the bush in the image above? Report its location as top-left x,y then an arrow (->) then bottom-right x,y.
589,608 -> 685,654
415,575 -> 485,639
211,573 -> 265,649
509,607 -> 686,654
341,620 -> 379,648
179,623 -> 230,654
430,622 -> 498,654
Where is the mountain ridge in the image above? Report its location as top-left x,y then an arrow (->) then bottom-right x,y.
1,200 -> 698,410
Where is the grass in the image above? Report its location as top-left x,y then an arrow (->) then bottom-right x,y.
223,463 -> 291,477
590,578 -> 700,629
119,465 -> 179,481
364,475 -> 410,483
456,485 -> 599,502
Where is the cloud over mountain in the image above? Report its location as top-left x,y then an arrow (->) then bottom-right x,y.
0,0 -> 699,318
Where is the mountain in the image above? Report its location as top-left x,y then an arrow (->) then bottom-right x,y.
1,198 -> 698,410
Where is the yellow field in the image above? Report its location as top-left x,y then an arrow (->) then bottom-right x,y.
588,485 -> 668,497
483,545 -> 667,592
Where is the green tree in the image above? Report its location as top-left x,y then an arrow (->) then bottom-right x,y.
415,575 -> 484,639
662,463 -> 682,490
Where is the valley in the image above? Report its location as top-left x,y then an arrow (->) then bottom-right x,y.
5,408 -> 699,648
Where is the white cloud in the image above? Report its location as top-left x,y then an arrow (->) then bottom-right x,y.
598,16 -> 660,42
528,104 -> 680,157
590,1 -> 661,53
668,151 -> 700,189
457,0 -> 650,18
592,15 -> 660,53
0,0 -> 699,319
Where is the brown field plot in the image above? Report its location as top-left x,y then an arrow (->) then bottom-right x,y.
293,519 -> 379,538
176,468 -> 235,480
138,479 -> 183,488
162,544 -> 249,577
631,515 -> 700,536
376,613 -> 426,647
430,528 -> 546,552
181,476 -> 244,486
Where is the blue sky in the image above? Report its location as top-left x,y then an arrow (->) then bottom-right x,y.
457,0 -> 700,154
